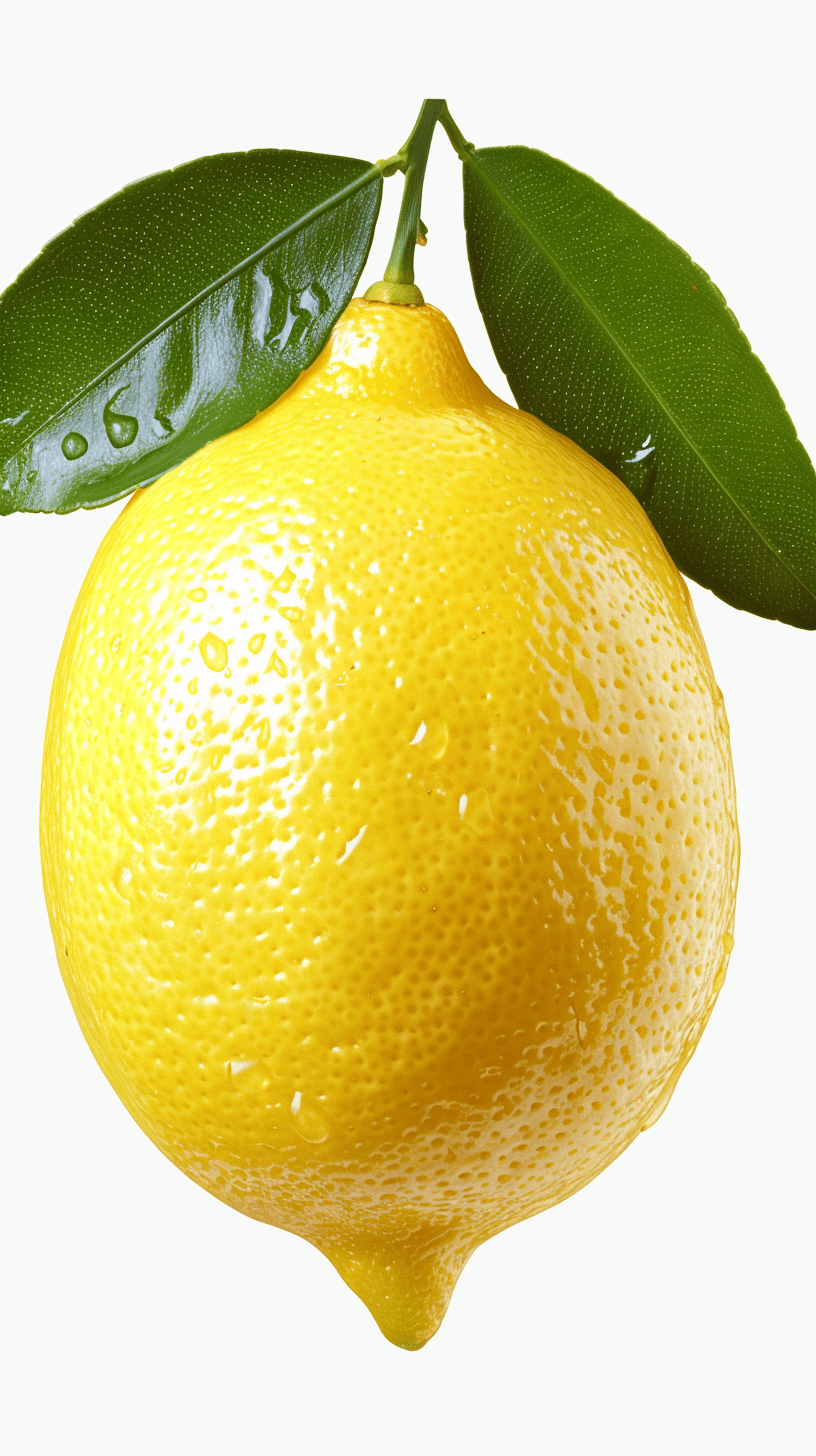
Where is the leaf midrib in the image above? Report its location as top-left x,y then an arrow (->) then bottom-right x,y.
2,163 -> 382,466
466,148 -> 814,606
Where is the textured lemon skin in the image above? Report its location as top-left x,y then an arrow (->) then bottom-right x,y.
41,301 -> 738,1348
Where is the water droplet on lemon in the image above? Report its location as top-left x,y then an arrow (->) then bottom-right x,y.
290,1092 -> 329,1143
270,565 -> 296,595
199,633 -> 228,672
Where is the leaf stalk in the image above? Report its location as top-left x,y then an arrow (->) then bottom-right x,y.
365,99 -> 445,306
438,104 -> 474,161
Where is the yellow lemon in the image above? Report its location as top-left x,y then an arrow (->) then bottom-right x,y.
41,300 -> 738,1349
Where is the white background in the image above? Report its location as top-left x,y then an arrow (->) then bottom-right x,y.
1,2 -> 813,1452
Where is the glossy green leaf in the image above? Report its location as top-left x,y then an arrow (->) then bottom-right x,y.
462,146 -> 816,629
0,150 -> 382,515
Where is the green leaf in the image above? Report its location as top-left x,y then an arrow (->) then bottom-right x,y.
0,150 -> 382,515
462,145 -> 816,629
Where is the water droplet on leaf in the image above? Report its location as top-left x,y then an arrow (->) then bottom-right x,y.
104,389 -> 139,449
61,431 -> 88,460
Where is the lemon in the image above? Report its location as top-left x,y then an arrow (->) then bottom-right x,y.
41,299 -> 738,1349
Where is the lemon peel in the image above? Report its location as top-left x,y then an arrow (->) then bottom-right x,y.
41,299 -> 738,1349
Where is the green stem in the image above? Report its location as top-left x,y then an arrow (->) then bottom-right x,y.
365,99 -> 445,307
438,103 -> 474,162
384,99 -> 444,285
